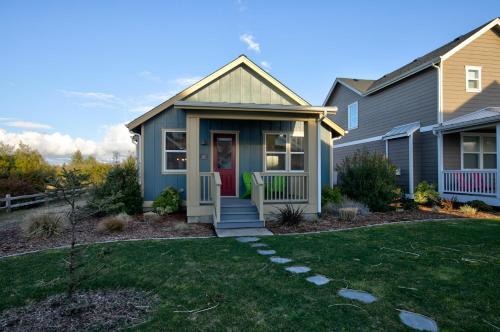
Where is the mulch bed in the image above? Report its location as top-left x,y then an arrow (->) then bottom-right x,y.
268,207 -> 500,234
0,289 -> 159,331
0,212 -> 215,257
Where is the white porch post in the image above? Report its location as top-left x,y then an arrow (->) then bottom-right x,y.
437,132 -> 444,194
496,124 -> 500,198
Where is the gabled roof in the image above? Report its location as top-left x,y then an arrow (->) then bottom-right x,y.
383,122 -> 420,140
127,55 -> 310,130
324,17 -> 500,103
434,107 -> 500,132
336,78 -> 376,95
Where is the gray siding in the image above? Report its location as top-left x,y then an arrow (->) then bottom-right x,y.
388,137 -> 409,192
326,67 -> 438,144
443,133 -> 461,170
416,132 -> 438,185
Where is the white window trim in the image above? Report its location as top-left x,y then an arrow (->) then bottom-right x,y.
460,132 -> 496,170
263,131 -> 305,173
465,65 -> 482,93
347,101 -> 358,130
162,128 -> 187,174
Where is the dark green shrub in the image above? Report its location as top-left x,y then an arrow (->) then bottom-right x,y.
321,186 -> 342,206
273,204 -> 304,226
401,197 -> 418,211
89,160 -> 143,215
336,149 -> 398,212
414,181 -> 440,206
152,187 -> 181,215
466,200 -> 493,212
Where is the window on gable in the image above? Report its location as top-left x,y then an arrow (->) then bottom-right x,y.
348,101 -> 358,130
465,66 -> 481,92
163,129 -> 187,172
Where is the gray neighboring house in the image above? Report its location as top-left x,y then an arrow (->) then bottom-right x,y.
325,17 -> 500,206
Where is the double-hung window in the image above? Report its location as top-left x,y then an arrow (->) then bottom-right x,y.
462,134 -> 496,169
348,101 -> 358,130
264,132 -> 305,172
163,129 -> 187,172
465,66 -> 481,92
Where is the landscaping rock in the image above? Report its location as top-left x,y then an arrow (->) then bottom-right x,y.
398,310 -> 439,332
236,237 -> 260,243
285,266 -> 311,274
338,288 -> 377,304
306,275 -> 330,286
269,257 -> 292,264
257,249 -> 276,255
250,243 -> 268,247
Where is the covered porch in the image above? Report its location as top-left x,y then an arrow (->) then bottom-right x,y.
179,101 -> 343,225
436,107 -> 500,205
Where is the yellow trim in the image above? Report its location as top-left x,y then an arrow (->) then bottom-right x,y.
322,117 -> 345,137
127,55 -> 310,130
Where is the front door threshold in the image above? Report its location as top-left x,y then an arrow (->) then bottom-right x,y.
215,228 -> 273,238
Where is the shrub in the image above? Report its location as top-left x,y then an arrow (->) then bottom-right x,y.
466,200 -> 493,212
96,214 -> 130,233
152,187 -> 180,215
441,196 -> 458,211
323,196 -> 370,216
414,181 -> 440,206
23,212 -> 65,238
273,204 -> 304,226
143,211 -> 162,223
459,204 -> 478,216
89,160 -> 143,215
400,197 -> 418,211
321,186 -> 342,206
338,207 -> 358,221
336,149 -> 398,212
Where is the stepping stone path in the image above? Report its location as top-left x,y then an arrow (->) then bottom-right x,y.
251,243 -> 268,247
285,266 -> 311,274
306,275 -> 331,286
338,288 -> 377,304
235,236 -> 439,331
236,237 -> 260,243
257,249 -> 276,256
398,310 -> 439,332
270,257 -> 293,264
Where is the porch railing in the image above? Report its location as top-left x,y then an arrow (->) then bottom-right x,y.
442,170 -> 497,196
200,172 -> 221,224
251,172 -> 264,221
260,172 -> 308,203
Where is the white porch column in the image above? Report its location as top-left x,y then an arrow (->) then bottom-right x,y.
186,115 -> 200,212
496,124 -> 500,198
437,132 -> 444,194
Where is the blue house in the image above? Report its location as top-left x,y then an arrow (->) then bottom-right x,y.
127,55 -> 344,229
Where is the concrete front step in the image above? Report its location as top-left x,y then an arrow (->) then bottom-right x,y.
221,212 -> 259,221
215,220 -> 265,229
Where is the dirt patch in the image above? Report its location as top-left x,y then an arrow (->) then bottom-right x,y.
0,212 -> 214,257
269,207 -> 499,234
0,289 -> 159,331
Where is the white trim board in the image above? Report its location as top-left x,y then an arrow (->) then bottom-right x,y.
333,135 -> 383,149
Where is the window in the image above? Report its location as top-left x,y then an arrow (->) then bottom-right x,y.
348,101 -> 358,130
163,129 -> 186,172
264,132 -> 305,172
461,134 -> 496,169
465,66 -> 481,92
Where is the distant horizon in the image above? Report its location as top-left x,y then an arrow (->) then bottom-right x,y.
1,1 -> 499,163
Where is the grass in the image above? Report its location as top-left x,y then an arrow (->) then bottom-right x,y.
1,219 -> 499,331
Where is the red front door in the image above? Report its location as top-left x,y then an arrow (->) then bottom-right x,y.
213,133 -> 236,196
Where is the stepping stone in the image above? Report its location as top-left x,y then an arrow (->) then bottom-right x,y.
257,249 -> 276,255
338,288 -> 377,304
398,310 -> 439,332
251,243 -> 268,247
236,237 -> 260,243
306,275 -> 330,286
269,257 -> 292,264
285,266 -> 311,274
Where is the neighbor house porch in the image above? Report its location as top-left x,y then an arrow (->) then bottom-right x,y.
436,107 -> 500,206
178,101 -> 343,226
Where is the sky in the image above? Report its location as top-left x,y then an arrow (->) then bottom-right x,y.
1,0 -> 499,163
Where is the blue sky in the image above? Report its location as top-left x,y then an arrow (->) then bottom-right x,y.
1,0 -> 498,162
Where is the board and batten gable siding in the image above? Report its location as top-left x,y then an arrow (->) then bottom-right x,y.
443,26 -> 500,121
387,137 -> 410,192
326,68 -> 438,144
186,65 -> 297,105
143,106 -> 187,201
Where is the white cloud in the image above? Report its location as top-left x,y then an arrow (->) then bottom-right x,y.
235,0 -> 247,11
60,90 -> 116,100
260,61 -> 271,71
170,76 -> 202,88
240,34 -> 260,53
59,89 -> 122,109
0,123 -> 134,163
138,70 -> 162,83
5,121 -> 52,129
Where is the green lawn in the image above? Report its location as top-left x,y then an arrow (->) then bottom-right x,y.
1,219 -> 499,331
